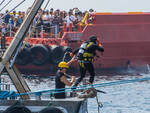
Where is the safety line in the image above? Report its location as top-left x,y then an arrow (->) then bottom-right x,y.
0,0 -> 5,7
0,0 -> 12,12
9,76 -> 150,98
0,0 -> 25,20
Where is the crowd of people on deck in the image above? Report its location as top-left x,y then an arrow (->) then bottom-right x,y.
0,7 -> 104,99
0,8 -> 95,38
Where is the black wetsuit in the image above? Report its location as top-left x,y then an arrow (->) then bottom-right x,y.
54,71 -> 66,99
73,41 -> 104,86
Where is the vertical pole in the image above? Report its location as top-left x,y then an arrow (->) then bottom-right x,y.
41,25 -> 43,38
1,33 -> 6,49
69,23 -> 72,32
63,23 -> 67,32
9,24 -> 12,37
55,25 -> 57,38
78,23 -> 82,32
50,26 -> 53,38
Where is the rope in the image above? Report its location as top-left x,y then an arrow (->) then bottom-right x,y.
43,0 -> 51,10
91,76 -> 150,88
96,94 -> 103,113
0,0 -> 12,12
1,76 -> 150,99
4,76 -> 150,98
0,0 -> 5,7
0,0 -> 25,19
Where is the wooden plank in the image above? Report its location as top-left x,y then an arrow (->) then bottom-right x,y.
0,62 -> 4,74
12,65 -> 30,92
5,65 -> 30,99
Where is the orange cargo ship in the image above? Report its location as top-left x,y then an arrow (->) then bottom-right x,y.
2,12 -> 150,76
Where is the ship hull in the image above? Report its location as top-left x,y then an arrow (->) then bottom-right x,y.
2,13 -> 150,76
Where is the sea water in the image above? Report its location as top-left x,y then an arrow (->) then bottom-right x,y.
1,73 -> 150,113
88,74 -> 150,113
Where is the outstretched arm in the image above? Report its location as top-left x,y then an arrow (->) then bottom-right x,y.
72,48 -> 79,55
97,45 -> 104,52
67,55 -> 76,66
60,75 -> 75,86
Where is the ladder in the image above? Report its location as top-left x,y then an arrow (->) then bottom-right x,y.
0,0 -> 44,99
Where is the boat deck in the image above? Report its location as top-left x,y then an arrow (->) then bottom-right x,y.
0,98 -> 87,113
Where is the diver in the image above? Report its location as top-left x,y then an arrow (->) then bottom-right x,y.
72,35 -> 104,88
54,58 -> 76,99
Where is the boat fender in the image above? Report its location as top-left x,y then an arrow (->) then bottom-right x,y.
39,106 -> 68,113
50,45 -> 64,64
47,46 -> 52,62
3,105 -> 31,113
30,44 -> 49,65
15,47 -> 31,65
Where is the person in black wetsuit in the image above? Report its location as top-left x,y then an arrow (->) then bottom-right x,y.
72,35 -> 104,88
54,60 -> 75,99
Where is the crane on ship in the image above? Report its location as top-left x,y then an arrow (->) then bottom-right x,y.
0,0 -> 45,99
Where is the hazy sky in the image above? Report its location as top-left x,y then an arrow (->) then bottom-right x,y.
0,0 -> 150,13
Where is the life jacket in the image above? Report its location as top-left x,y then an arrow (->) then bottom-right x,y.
78,42 -> 94,62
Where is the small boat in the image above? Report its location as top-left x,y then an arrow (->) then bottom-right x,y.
0,83 -> 88,113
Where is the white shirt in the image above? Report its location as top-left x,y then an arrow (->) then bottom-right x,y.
42,14 -> 51,24
65,15 -> 76,27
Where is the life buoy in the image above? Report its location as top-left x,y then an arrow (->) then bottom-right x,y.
30,44 -> 49,65
50,45 -> 64,64
15,47 -> 31,65
39,107 -> 68,113
3,105 -> 31,113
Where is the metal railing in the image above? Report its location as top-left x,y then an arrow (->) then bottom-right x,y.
0,22 -> 84,38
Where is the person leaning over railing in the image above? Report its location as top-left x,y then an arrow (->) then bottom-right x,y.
0,8 -> 96,37
42,10 -> 51,33
64,10 -> 76,31
51,10 -> 60,38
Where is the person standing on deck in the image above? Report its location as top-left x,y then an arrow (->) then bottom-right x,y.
72,35 -> 104,88
54,58 -> 76,99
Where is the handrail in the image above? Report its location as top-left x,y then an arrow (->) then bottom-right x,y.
91,12 -> 150,16
0,23 -> 83,38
